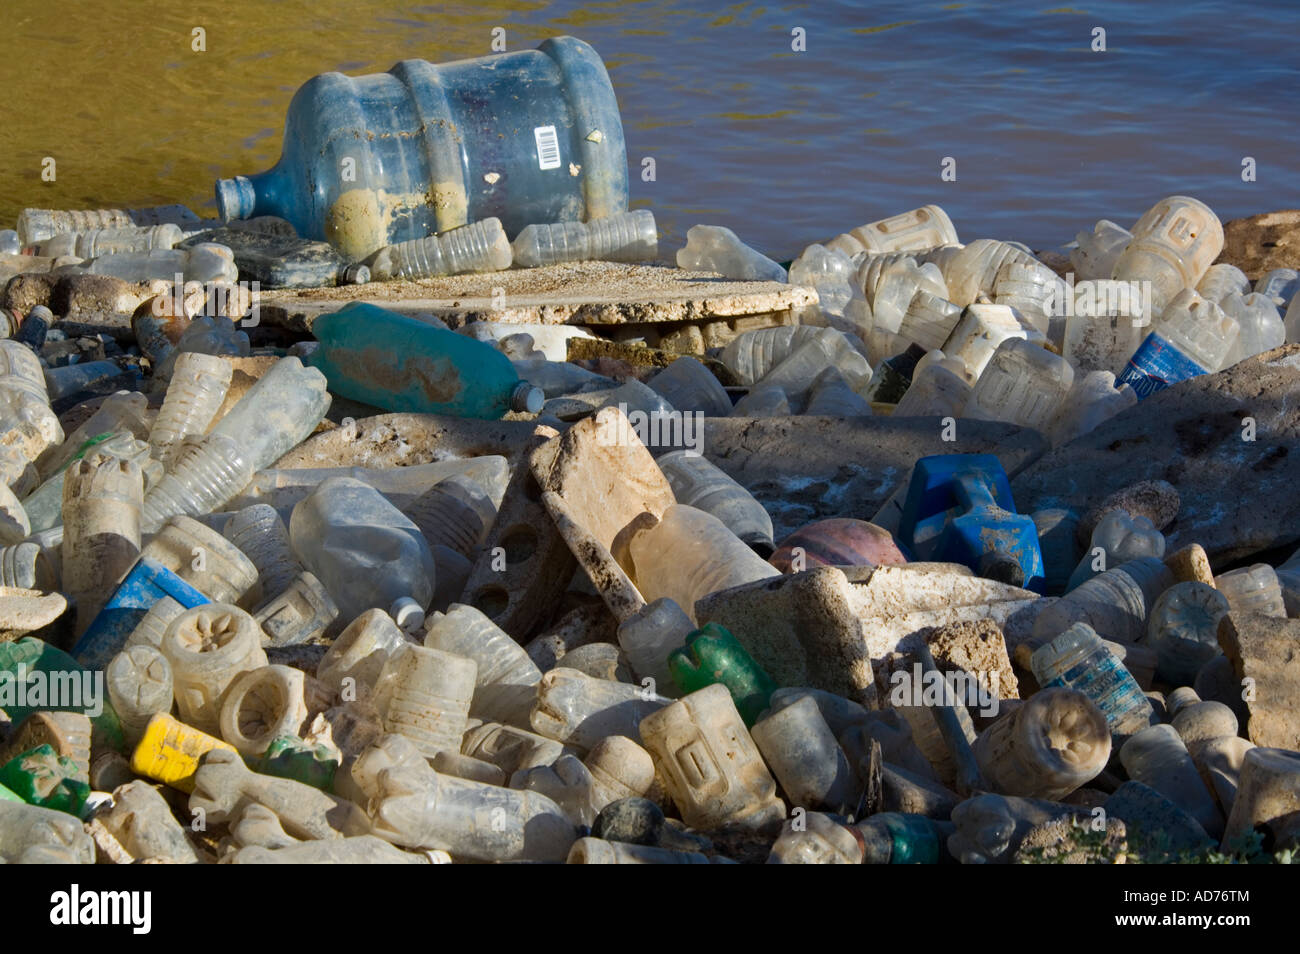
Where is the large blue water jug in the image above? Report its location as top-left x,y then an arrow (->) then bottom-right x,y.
215,36 -> 628,260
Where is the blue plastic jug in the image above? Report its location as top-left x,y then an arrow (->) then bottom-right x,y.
897,454 -> 1045,592
306,302 -> 543,418
215,36 -> 628,260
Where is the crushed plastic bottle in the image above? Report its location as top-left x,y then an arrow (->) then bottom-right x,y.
676,225 -> 786,282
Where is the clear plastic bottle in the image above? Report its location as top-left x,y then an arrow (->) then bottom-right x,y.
675,224 -> 786,282
1067,511 -> 1166,592
1120,724 -> 1223,838
317,608 -> 410,697
647,356 -> 732,418
372,644 -> 477,758
1031,556 -> 1173,646
1214,563 -> 1286,618
400,475 -> 497,559
637,683 -> 785,831
70,243 -> 238,284
1111,196 -> 1224,317
823,205 -> 958,258
1196,263 -> 1251,304
34,224 -> 182,259
24,430 -> 152,534
861,257 -> 948,334
730,383 -> 790,417
351,734 -> 575,862
618,504 -> 781,623
568,837 -> 717,864
750,695 -> 854,812
289,476 -> 436,620
892,350 -> 971,417
367,218 -> 512,281
1030,622 -> 1153,738
148,352 -> 233,467
423,603 -> 541,728
106,645 -> 174,745
1255,267 -> 1300,312
719,325 -> 857,386
141,356 -> 330,531
616,597 -> 694,691
512,209 -> 657,267
222,504 -> 302,603
1117,290 -> 1239,399
971,687 -> 1110,800
656,451 -> 774,551
154,316 -> 250,382
750,335 -> 870,410
937,239 -> 1041,307
530,668 -> 669,750
44,359 -> 135,402
13,304 -> 54,351
790,243 -> 863,326
1070,219 -> 1132,282
511,356 -> 617,397
994,261 -> 1059,332
1221,292 -> 1285,365
16,207 -> 134,245
160,603 -> 268,734
898,290 -> 963,351
965,338 -> 1074,431
37,390 -> 150,480
0,340 -> 62,456
61,451 -> 143,634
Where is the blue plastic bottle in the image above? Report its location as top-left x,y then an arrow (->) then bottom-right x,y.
72,558 -> 210,672
307,302 -> 543,418
215,36 -> 629,260
897,454 -> 1045,592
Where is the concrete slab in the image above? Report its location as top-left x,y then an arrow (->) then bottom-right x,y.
255,262 -> 815,331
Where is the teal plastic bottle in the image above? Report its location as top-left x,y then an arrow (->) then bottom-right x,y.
215,36 -> 628,260
307,302 -> 543,418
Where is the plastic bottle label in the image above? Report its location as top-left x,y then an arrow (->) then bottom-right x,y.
1116,332 -> 1208,400
533,126 -> 562,170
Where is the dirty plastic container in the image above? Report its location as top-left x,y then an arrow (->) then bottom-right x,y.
824,205 -> 958,258
0,340 -> 62,454
1063,281 -> 1151,375
971,687 -> 1110,800
1067,511 -> 1165,592
367,218 -> 512,281
657,450 -> 774,552
1112,196 -> 1224,317
147,352 -> 232,468
1031,556 -> 1173,645
1197,263 -> 1251,304
105,645 -> 174,745
401,474 -> 498,559
223,504 -> 302,603
61,451 -> 143,635
616,597 -> 694,691
33,224 -> 182,259
941,303 -> 1026,383
307,303 -> 542,418
423,603 -> 541,728
531,668 -> 669,750
160,603 -> 268,734
513,208 -> 657,267
1051,370 -> 1136,448
1031,622 -> 1153,738
69,243 -> 238,285
290,476 -> 436,621
1214,563 -> 1287,618
317,608 -> 410,697
141,357 -> 330,531
638,683 -> 785,831
647,356 -> 732,418
1221,292 -> 1285,365
216,37 -> 628,258
966,338 -> 1074,432
618,504 -> 781,623
372,644 -> 478,758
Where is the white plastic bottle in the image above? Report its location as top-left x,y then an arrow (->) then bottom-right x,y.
372,644 -> 477,758
61,451 -> 143,634
512,209 -> 657,267
965,338 -> 1074,431
423,603 -> 541,728
676,224 -> 786,282
823,205 -> 958,258
367,217 -> 512,281
1220,292 -> 1285,365
160,603 -> 268,734
1117,290 -> 1239,398
106,644 -> 175,745
657,450 -> 774,551
222,504 -> 302,603
400,475 -> 497,560
1214,564 -> 1286,618
1111,196 -> 1224,317
1070,219 -> 1132,281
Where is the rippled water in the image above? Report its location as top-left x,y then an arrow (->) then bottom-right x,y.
1,0 -> 1295,258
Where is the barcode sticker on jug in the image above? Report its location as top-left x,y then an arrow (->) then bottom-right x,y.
534,126 -> 561,170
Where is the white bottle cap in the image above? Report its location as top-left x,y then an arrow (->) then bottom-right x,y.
390,597 -> 425,633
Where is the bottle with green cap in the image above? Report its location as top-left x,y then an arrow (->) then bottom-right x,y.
255,736 -> 340,792
853,811 -> 952,864
0,745 -> 91,816
668,622 -> 778,727
0,638 -> 126,753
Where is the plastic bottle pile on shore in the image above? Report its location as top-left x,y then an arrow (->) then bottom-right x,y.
2,189 -> 1299,865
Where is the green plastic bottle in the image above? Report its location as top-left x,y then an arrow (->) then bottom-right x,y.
0,638 -> 126,753
668,622 -> 778,727
307,302 -> 543,419
0,745 -> 91,816
0,780 -> 22,803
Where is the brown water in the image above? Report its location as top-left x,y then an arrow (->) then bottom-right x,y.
1,0 -> 1296,258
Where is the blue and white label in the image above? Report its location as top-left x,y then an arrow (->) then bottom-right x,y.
533,125 -> 561,170
1116,332 -> 1208,400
